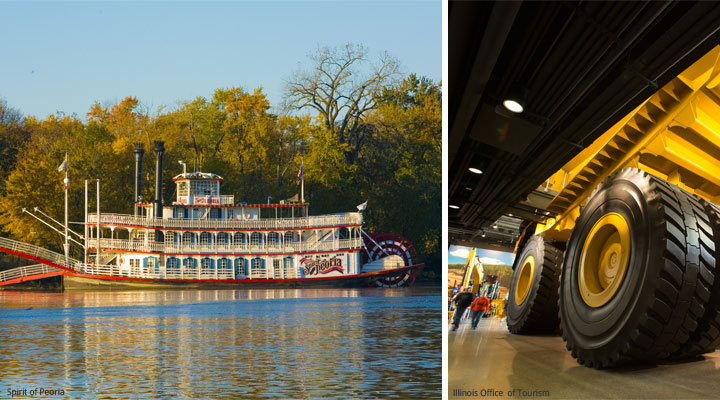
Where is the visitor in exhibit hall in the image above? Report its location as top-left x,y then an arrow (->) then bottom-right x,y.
469,293 -> 490,329
450,287 -> 475,331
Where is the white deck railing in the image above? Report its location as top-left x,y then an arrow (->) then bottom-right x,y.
88,212 -> 362,231
0,262 -> 298,283
90,238 -> 363,253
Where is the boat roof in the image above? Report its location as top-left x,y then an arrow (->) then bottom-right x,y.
172,172 -> 224,181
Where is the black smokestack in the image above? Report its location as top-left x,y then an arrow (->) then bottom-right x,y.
153,141 -> 165,220
133,143 -> 144,205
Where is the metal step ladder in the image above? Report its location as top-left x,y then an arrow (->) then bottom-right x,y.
0,236 -> 81,271
0,264 -> 63,286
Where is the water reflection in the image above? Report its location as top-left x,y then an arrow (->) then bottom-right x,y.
0,288 -> 440,399
0,288 -> 416,310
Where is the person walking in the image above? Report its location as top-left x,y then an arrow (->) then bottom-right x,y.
451,287 -> 474,331
469,293 -> 490,329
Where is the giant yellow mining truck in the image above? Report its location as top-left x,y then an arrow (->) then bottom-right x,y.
508,46 -> 720,368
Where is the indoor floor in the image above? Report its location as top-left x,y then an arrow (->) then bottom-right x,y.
449,317 -> 720,399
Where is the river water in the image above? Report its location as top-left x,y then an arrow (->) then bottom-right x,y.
0,287 -> 441,399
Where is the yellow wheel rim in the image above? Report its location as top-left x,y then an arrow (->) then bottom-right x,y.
515,255 -> 535,306
579,212 -> 631,308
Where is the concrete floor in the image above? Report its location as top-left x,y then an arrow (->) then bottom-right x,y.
449,317 -> 720,399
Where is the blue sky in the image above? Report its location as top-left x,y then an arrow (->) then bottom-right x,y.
448,245 -> 516,266
0,1 -> 440,119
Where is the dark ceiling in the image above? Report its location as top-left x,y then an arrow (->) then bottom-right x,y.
449,1 -> 720,251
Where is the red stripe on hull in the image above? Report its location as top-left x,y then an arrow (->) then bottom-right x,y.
61,263 -> 424,284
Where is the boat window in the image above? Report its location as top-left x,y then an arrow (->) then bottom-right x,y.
217,232 -> 228,244
283,257 -> 294,278
234,232 -> 247,245
273,259 -> 281,279
209,208 -> 221,219
268,232 -> 279,245
252,257 -> 265,276
182,232 -> 194,246
284,231 -> 298,243
250,232 -> 262,245
200,232 -> 212,245
178,182 -> 189,196
190,180 -> 219,196
235,258 -> 247,276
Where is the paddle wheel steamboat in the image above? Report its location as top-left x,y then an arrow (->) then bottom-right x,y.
0,142 -> 423,289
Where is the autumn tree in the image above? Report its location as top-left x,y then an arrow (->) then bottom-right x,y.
284,43 -> 400,164
357,75 -> 442,277
0,115 -> 87,251
165,96 -> 224,170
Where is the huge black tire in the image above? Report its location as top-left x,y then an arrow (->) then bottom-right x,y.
507,235 -> 563,334
671,201 -> 720,359
560,168 -> 712,368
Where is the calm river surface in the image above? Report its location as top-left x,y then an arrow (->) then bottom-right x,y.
0,287 -> 441,399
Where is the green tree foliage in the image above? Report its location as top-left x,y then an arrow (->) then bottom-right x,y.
358,75 -> 442,278
0,100 -> 29,197
0,51 -> 441,281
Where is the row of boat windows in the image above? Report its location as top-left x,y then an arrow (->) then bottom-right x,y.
177,181 -> 219,197
173,207 -> 223,219
135,256 -> 295,275
134,231 -> 304,245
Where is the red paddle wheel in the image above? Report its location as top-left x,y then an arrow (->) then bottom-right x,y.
362,233 -> 419,287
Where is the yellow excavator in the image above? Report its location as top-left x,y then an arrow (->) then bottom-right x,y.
508,46 -> 720,368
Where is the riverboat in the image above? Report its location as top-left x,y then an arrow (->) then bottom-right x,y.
0,141 -> 423,289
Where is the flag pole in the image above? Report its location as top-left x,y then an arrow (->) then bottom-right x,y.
301,158 -> 304,204
64,153 -> 69,267
96,179 -> 100,265
84,179 -> 88,267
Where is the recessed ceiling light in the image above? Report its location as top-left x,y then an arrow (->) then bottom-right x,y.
481,233 -> 486,237
503,99 -> 524,113
449,205 -> 460,209
508,213 -> 513,217
493,224 -> 498,229
465,187 -> 473,191
468,167 -> 483,174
